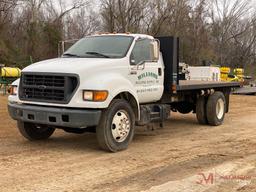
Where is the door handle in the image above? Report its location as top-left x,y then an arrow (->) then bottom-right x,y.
158,68 -> 162,76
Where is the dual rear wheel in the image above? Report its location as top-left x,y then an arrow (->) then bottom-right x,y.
196,91 -> 226,126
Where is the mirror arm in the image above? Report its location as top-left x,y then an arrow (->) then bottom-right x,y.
136,61 -> 146,70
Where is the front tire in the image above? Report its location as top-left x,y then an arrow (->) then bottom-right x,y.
17,121 -> 55,140
176,102 -> 193,114
96,99 -> 135,152
206,92 -> 226,126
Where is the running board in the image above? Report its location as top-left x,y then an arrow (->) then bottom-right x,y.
136,104 -> 170,126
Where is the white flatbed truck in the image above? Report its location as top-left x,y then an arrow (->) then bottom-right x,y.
8,34 -> 240,152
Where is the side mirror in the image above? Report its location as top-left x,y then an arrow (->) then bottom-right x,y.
150,41 -> 160,61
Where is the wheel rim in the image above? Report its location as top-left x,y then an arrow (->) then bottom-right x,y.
216,98 -> 225,119
111,110 -> 131,143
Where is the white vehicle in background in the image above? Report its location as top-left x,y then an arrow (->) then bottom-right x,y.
8,34 -> 239,152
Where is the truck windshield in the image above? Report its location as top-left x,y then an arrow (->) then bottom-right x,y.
63,36 -> 134,59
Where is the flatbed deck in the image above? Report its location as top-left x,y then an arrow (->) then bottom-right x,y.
233,86 -> 256,95
177,80 -> 240,91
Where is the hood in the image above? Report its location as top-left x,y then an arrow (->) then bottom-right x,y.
22,58 -> 123,74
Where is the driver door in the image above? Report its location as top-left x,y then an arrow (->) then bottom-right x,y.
129,38 -> 164,103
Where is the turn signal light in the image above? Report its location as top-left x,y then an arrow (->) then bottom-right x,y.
94,91 -> 108,101
83,90 -> 108,102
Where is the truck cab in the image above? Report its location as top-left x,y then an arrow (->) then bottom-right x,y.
8,34 -> 239,152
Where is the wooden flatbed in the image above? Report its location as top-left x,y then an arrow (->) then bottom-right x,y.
177,80 -> 240,91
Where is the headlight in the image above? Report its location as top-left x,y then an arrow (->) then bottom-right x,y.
83,90 -> 108,102
8,85 -> 18,96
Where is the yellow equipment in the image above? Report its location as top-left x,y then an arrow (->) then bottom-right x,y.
0,67 -> 21,78
234,68 -> 245,83
234,68 -> 244,75
220,67 -> 245,83
220,67 -> 231,81
227,74 -> 239,82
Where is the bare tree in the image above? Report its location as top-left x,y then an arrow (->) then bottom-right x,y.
141,0 -> 173,36
209,0 -> 252,65
0,0 -> 18,31
0,0 -> 255,76
100,0 -> 146,33
66,8 -> 101,39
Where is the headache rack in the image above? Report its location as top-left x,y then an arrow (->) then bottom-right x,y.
19,73 -> 79,104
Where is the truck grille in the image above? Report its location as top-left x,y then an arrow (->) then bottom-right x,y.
19,73 -> 78,104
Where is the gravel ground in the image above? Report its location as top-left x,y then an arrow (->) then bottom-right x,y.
0,95 -> 256,192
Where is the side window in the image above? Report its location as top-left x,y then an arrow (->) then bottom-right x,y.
131,39 -> 153,65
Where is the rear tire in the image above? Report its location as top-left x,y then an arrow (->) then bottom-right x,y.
196,96 -> 208,125
17,121 -> 55,140
206,92 -> 226,126
96,99 -> 135,152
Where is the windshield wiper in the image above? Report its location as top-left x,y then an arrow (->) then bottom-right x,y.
62,53 -> 81,58
85,52 -> 110,58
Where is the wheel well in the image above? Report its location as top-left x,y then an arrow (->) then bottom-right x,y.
114,92 -> 139,121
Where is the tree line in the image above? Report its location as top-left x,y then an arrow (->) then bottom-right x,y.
0,0 -> 255,76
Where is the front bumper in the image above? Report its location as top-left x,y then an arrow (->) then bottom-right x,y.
8,103 -> 102,128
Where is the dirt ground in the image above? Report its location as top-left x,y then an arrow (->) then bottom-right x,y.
0,95 -> 256,192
